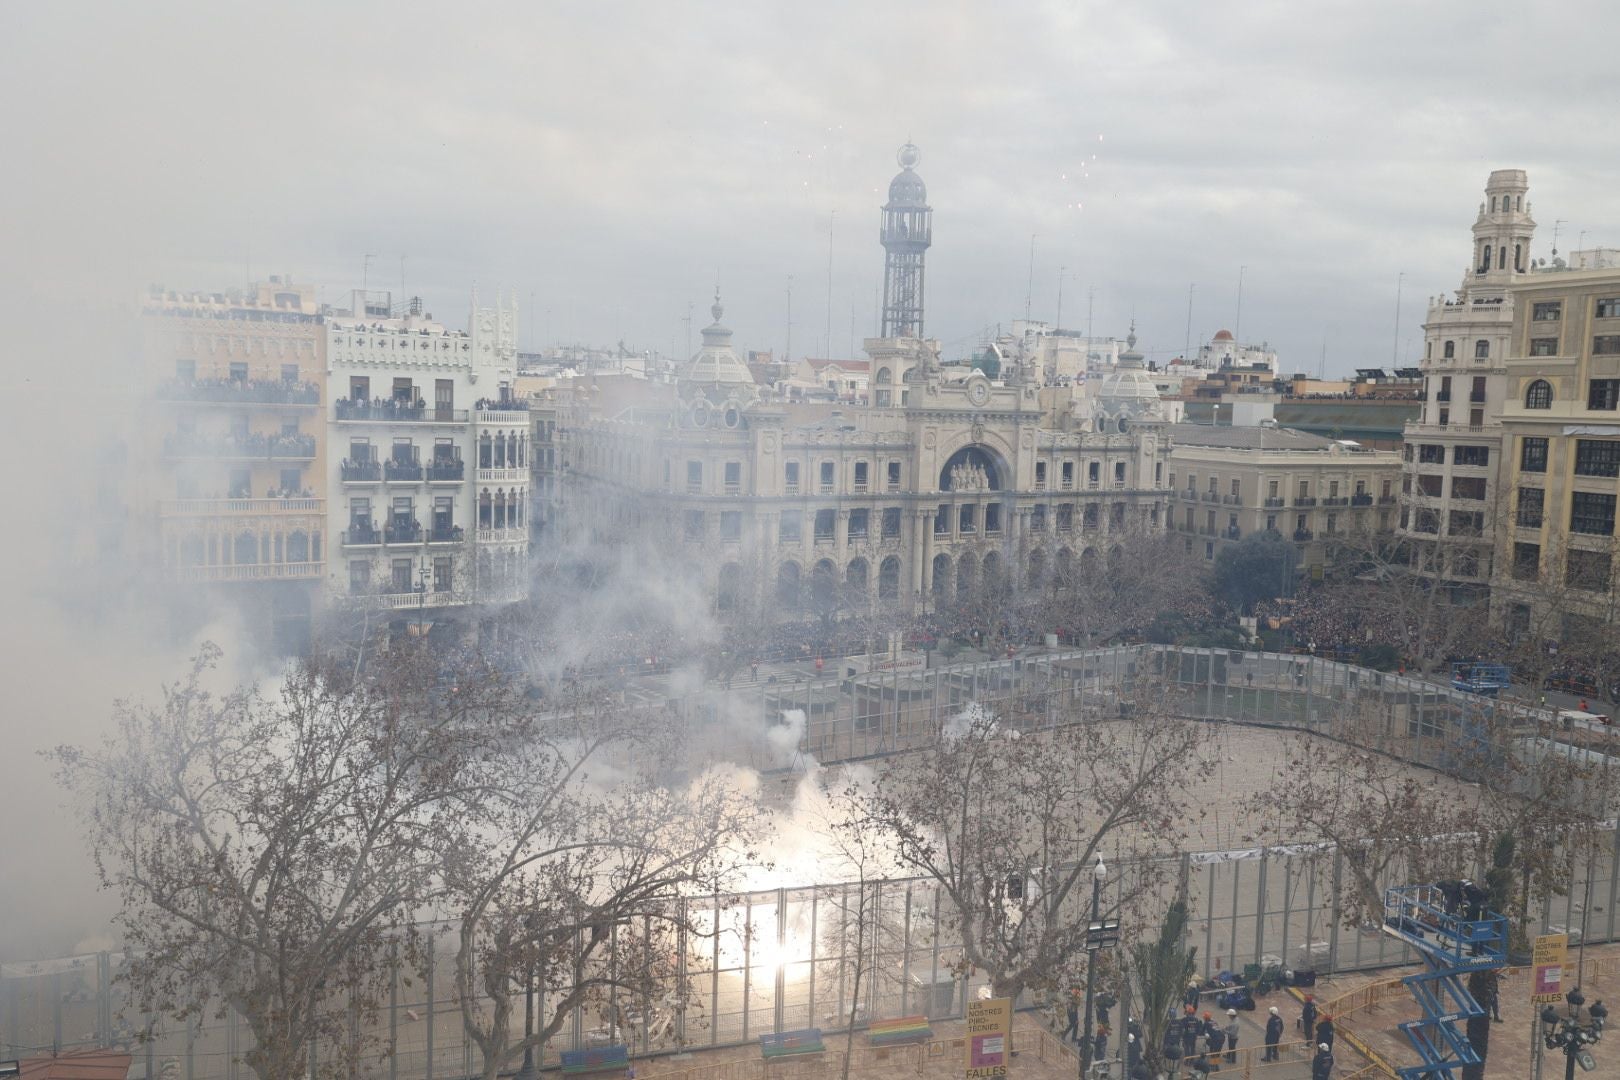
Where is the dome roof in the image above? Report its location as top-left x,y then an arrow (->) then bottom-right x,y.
886,143 -> 927,206
1098,367 -> 1160,401
679,292 -> 756,388
1212,329 -> 1235,342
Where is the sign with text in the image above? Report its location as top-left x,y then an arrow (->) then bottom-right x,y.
1531,933 -> 1568,1004
965,996 -> 1012,1078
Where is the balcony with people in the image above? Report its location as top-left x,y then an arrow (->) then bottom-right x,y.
474,396 -> 531,424
384,458 -> 424,482
343,520 -> 381,546
341,458 -> 382,482
157,376 -> 319,406
164,431 -> 316,459
335,395 -> 466,423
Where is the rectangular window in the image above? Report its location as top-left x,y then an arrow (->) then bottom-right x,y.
1530,337 -> 1559,357
391,377 -> 414,402
1470,375 -> 1486,402
815,509 -> 836,540
1452,476 -> 1487,500
779,513 -> 801,543
1087,505 -> 1102,530
959,505 -> 976,533
1268,480 -> 1279,497
1454,445 -> 1490,467
1115,461 -> 1126,485
1419,444 -> 1445,464
724,461 -> 741,491
1089,461 -> 1101,484
1594,340 -> 1620,359
854,461 -> 869,490
1325,513 -> 1338,535
1418,474 -> 1443,497
684,510 -> 705,541
785,461 -> 799,491
1448,510 -> 1483,536
1591,379 -> 1620,409
1110,502 -> 1125,527
392,438 -> 415,464
848,508 -> 868,538
1575,439 -> 1620,477
1512,542 -> 1540,581
687,460 -> 702,492
1035,461 -> 1047,487
1061,461 -> 1074,488
1567,549 -> 1613,592
1532,301 -> 1563,322
819,461 -> 835,491
229,361 -> 248,381
1597,298 -> 1620,319
1057,505 -> 1073,531
1516,488 -> 1544,528
986,503 -> 1002,533
720,511 -> 742,541
280,363 -> 299,382
280,468 -> 301,491
1030,505 -> 1046,531
350,376 -> 370,400
434,557 -> 451,593
349,497 -> 371,526
1520,436 -> 1549,472
1438,375 -> 1452,401
887,461 -> 901,489
882,507 -> 901,538
935,504 -> 950,535
348,561 -> 369,594
391,559 -> 413,593
1571,491 -> 1617,535
1230,478 -> 1241,497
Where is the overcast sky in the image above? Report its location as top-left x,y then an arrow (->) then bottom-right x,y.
6,0 -> 1620,377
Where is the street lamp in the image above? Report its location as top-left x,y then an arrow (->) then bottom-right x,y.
1080,854 -> 1116,1079
1541,987 -> 1606,1079
514,911 -> 543,1080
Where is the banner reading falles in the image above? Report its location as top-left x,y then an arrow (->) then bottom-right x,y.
965,996 -> 1012,1078
1530,933 -> 1568,1005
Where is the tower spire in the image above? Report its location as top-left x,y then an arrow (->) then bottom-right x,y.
879,142 -> 931,338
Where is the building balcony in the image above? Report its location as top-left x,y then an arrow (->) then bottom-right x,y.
335,401 -> 467,423
1293,529 -> 1315,542
1322,496 -> 1349,507
156,378 -> 319,407
1435,391 -> 1451,402
474,403 -> 531,424
1469,391 -> 1487,403
427,524 -> 465,544
476,467 -> 526,483
385,461 -> 424,482
1202,491 -> 1221,503
1351,493 -> 1373,506
1224,526 -> 1242,539
1294,497 -> 1318,507
385,520 -> 423,544
163,432 -> 317,459
343,525 -> 382,546
1264,497 -> 1285,508
170,560 -> 324,583
475,526 -> 527,544
348,588 -> 467,611
161,497 -> 324,516
1377,495 -> 1397,504
428,461 -> 466,482
1222,494 -> 1243,505
341,460 -> 382,482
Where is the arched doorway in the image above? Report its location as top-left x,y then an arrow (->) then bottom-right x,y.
846,557 -> 869,599
776,561 -> 801,610
1081,547 -> 1100,580
878,556 -> 901,601
956,553 -> 978,600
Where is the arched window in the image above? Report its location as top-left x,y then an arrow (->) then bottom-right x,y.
1481,244 -> 1492,272
1499,246 -> 1507,270
479,432 -> 492,468
494,433 -> 507,468
1444,340 -> 1456,359
1515,243 -> 1523,272
1516,195 -> 1522,211
1525,379 -> 1553,409
1475,339 -> 1490,360
1490,196 -> 1497,212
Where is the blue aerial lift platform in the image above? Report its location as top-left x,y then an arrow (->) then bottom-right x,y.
1381,884 -> 1507,1080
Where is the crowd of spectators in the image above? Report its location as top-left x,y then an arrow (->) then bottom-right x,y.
157,376 -> 320,404
164,430 -> 317,458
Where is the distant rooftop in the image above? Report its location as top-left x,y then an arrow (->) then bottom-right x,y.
1168,422 -> 1338,451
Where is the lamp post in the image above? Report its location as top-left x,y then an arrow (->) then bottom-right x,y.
1541,987 -> 1606,1080
514,912 -> 542,1080
1079,854 -> 1115,1079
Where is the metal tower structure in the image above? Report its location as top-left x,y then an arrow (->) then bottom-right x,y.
880,142 -> 931,338
1381,883 -> 1507,1080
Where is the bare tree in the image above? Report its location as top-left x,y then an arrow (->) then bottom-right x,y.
53,643 -> 521,1080
853,705 -> 1212,1002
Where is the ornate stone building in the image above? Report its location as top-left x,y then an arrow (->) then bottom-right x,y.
548,146 -> 1174,616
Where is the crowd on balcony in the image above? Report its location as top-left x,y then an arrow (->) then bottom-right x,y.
474,397 -> 528,411
158,376 -> 320,404
335,396 -> 430,420
164,430 -> 317,458
262,486 -> 315,499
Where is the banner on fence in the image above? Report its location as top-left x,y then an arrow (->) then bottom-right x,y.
1531,933 -> 1568,1004
965,996 -> 1011,1077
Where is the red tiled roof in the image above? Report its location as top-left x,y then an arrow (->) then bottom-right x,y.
17,1051 -> 132,1080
